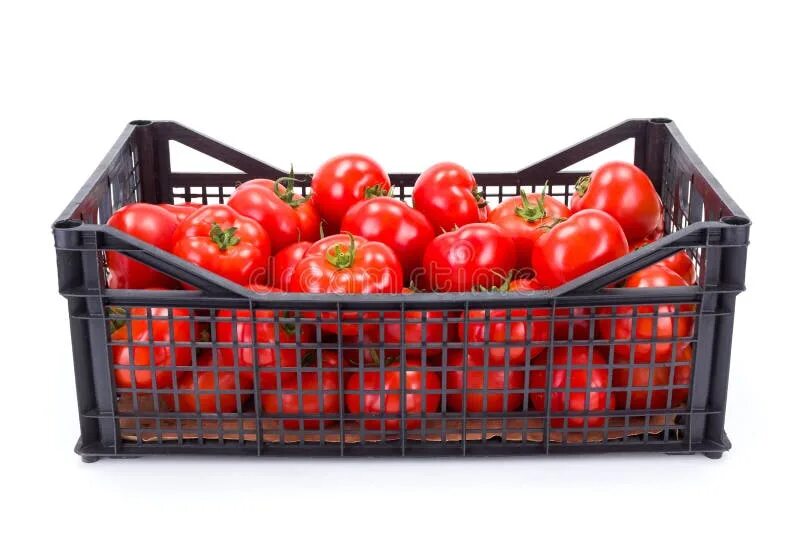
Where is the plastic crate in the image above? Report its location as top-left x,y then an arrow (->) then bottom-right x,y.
53,119 -> 750,461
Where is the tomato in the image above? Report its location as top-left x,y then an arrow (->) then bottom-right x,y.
422,223 -> 516,292
345,359 -> 441,430
597,264 -> 695,363
106,203 -> 180,289
303,233 -> 368,258
369,288 -> 454,362
340,197 -> 434,285
630,238 -> 697,286
111,306 -> 194,389
445,349 -> 525,413
289,233 -> 403,335
571,161 -> 663,243
311,154 -> 391,231
488,190 -> 572,269
459,279 -> 550,365
158,202 -> 203,222
611,344 -> 692,410
530,209 -> 628,288
229,172 -> 322,251
261,370 -> 340,430
172,205 -> 270,286
530,346 -> 615,429
214,306 -> 312,389
412,162 -> 488,234
165,353 -> 254,413
268,241 -> 312,291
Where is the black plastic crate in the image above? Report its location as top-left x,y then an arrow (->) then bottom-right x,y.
53,119 -> 750,461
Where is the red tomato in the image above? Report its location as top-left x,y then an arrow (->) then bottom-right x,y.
172,205 -> 271,286
488,190 -> 572,269
530,209 -> 628,288
530,346 -> 615,429
445,349 -> 525,413
111,306 -> 193,389
412,162 -> 488,234
341,197 -> 435,285
611,344 -> 692,410
166,353 -> 254,413
261,371 -> 340,430
571,161 -> 663,243
158,202 -> 203,222
345,359 -> 441,430
106,203 -> 180,289
214,307 -> 312,389
289,233 -> 403,335
422,223 -> 516,292
369,288 -> 454,362
459,279 -> 550,365
597,264 -> 695,363
311,154 -> 391,231
630,238 -> 697,286
268,241 -> 312,291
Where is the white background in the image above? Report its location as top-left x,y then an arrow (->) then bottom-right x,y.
2,1 -> 797,531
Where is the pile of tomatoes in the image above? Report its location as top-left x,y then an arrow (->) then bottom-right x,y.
107,156 -> 696,430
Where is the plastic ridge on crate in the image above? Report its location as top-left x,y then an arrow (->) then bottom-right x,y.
53,119 -> 749,462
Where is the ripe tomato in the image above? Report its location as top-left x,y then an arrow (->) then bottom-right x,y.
611,344 -> 692,410
289,233 -> 403,335
229,173 -> 322,252
165,353 -> 254,413
340,197 -> 434,285
345,359 -> 441,430
488,190 -> 572,269
412,162 -> 488,234
261,370 -> 340,430
214,306 -> 312,389
530,346 -> 615,429
459,279 -> 550,365
571,161 -> 663,243
445,349 -> 525,413
111,306 -> 193,389
369,288 -> 454,362
158,202 -> 203,222
530,209 -> 628,288
311,154 -> 391,231
422,223 -> 516,292
106,203 -> 180,289
597,264 -> 695,363
268,241 -> 312,291
172,205 -> 271,286
630,238 -> 697,285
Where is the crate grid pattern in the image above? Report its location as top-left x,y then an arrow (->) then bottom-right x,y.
53,119 -> 749,460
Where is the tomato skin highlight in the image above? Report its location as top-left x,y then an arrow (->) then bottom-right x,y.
445,349 -> 525,413
530,209 -> 628,288
172,204 -> 271,287
529,346 -> 615,429
422,223 -> 516,292
106,203 -> 181,289
268,241 -> 312,291
311,154 -> 391,231
597,264 -> 695,363
111,306 -> 194,389
488,192 -> 572,270
261,371 -> 340,430
345,360 -> 441,430
341,197 -> 435,285
412,162 -> 488,234
571,161 -> 663,243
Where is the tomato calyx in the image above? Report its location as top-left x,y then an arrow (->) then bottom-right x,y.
106,306 -> 127,333
364,183 -> 391,199
325,232 -> 358,269
209,223 -> 241,251
471,187 -> 487,208
274,165 -> 310,208
539,216 -> 567,231
514,189 -> 549,223
475,270 -> 515,292
574,175 -> 591,197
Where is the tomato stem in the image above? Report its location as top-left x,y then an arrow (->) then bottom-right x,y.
514,182 -> 550,223
471,187 -> 487,208
106,306 -> 127,333
364,183 -> 391,199
274,165 -> 310,208
209,222 -> 241,251
325,232 -> 357,269
575,175 -> 591,197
